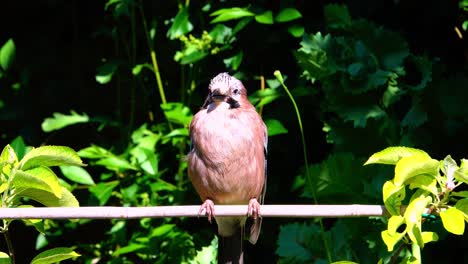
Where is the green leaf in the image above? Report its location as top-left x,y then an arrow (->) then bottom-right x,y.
264,119 -> 288,136
1,144 -> 18,166
96,61 -> 119,84
387,215 -> 405,236
13,166 -> 62,198
404,196 -> 431,247
167,7 -> 193,40
340,105 -> 386,128
10,136 -> 28,160
454,159 -> 468,185
210,7 -> 255,23
401,104 -> 428,129
255,11 -> 273,24
89,181 -> 119,205
324,4 -> 352,29
275,8 -> 302,23
160,102 -> 193,126
77,145 -> 110,159
223,51 -> 243,71
113,244 -> 146,256
59,165 -> 95,185
440,207 -> 465,235
382,181 -> 405,215
130,147 -> 158,175
187,236 -> 217,264
407,174 -> 438,195
95,157 -> 137,171
455,199 -> 468,221
249,88 -> 281,108
394,155 -> 439,186
41,111 -> 90,132
20,146 -> 84,170
294,32 -> 336,80
31,247 -> 80,264
132,63 -> 153,76
0,39 -> 15,71
0,252 -> 11,264
18,187 -> 79,207
149,224 -> 176,237
381,230 -> 404,252
365,147 -> 430,165
421,231 -> 438,244
36,233 -> 48,250
288,24 -> 305,38
276,222 -> 318,262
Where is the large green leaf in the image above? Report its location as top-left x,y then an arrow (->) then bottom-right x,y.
0,144 -> 18,167
167,7 -> 193,40
130,147 -> 158,175
404,195 -> 431,247
20,146 -> 84,170
382,180 -> 405,215
41,111 -> 89,132
255,11 -> 273,24
455,198 -> 468,221
0,39 -> 15,71
365,147 -> 430,165
17,187 -> 79,207
381,230 -> 404,252
394,155 -> 439,186
31,247 -> 80,264
59,165 -> 95,185
440,207 -> 465,235
13,166 -> 62,198
0,252 -> 11,264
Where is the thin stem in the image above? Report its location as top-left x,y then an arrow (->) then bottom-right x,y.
258,75 -> 265,116
274,70 -> 332,263
3,228 -> 15,264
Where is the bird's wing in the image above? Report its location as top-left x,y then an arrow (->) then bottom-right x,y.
260,123 -> 268,205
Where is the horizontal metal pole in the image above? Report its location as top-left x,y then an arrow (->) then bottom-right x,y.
0,205 -> 387,219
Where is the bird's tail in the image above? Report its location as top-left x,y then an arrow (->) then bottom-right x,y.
218,228 -> 243,264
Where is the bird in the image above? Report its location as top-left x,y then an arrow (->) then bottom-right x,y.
187,72 -> 267,264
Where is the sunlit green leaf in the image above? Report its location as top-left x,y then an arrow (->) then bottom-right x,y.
404,195 -> 431,246
407,174 -> 438,195
18,187 -> 79,207
0,252 -> 11,264
132,63 -> 153,76
387,215 -> 405,236
440,207 -> 465,235
455,159 -> 468,185
130,147 -> 158,175
167,7 -> 193,40
365,146 -> 430,165
14,166 -> 62,198
394,155 -> 439,186
0,39 -> 15,71
31,247 -> 80,264
187,236 -> 217,264
210,7 -> 255,23
59,165 -> 95,185
381,230 -> 404,252
41,111 -> 89,132
20,146 -> 84,170
421,231 -> 439,244
10,136 -> 28,160
161,102 -> 193,126
96,156 -> 137,171
1,144 -> 17,166
275,8 -> 302,23
382,180 -> 405,215
264,119 -> 288,136
77,145 -> 110,159
255,11 -> 273,24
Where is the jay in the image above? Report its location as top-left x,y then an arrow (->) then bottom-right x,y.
187,73 -> 267,264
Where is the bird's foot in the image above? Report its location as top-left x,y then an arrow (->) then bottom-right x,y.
199,199 -> 215,223
248,198 -> 261,220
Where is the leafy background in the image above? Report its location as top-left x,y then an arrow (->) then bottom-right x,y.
0,0 -> 467,263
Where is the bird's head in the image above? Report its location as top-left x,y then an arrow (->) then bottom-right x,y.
203,73 -> 247,109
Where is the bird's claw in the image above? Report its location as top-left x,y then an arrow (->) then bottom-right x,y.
199,199 -> 215,223
248,198 -> 261,220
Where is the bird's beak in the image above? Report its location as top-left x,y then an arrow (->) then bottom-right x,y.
210,88 -> 228,103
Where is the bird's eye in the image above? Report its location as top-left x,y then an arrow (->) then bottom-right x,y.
233,89 -> 239,95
